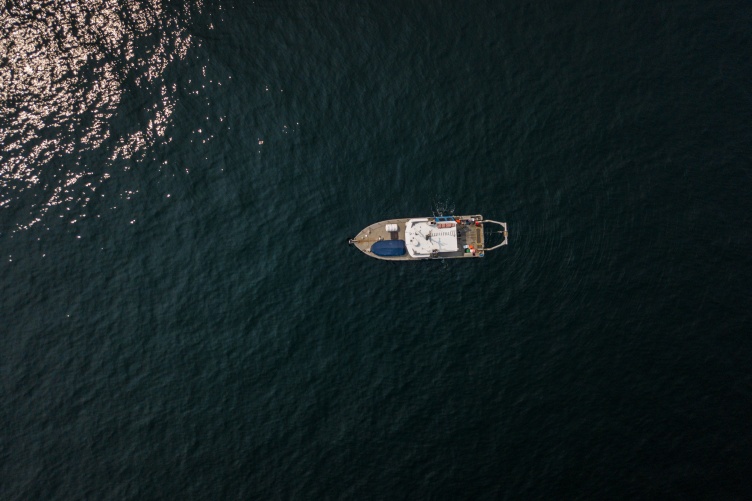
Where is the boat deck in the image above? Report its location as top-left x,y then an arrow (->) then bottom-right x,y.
350,215 -> 488,260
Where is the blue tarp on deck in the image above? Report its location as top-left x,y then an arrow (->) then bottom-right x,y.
372,240 -> 406,257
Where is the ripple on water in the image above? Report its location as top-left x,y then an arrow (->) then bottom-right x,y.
0,0 -> 203,231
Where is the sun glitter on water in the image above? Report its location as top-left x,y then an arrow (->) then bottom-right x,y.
0,0 -> 203,232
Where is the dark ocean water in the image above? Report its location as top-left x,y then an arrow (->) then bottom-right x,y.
2,0 -> 752,498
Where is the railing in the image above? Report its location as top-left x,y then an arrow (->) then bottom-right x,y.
478,220 -> 508,251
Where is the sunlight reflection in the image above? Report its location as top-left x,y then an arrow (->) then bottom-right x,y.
0,0 -> 203,231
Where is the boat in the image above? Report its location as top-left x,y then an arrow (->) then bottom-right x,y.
348,215 -> 508,260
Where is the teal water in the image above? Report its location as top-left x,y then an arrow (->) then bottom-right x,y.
2,1 -> 751,498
